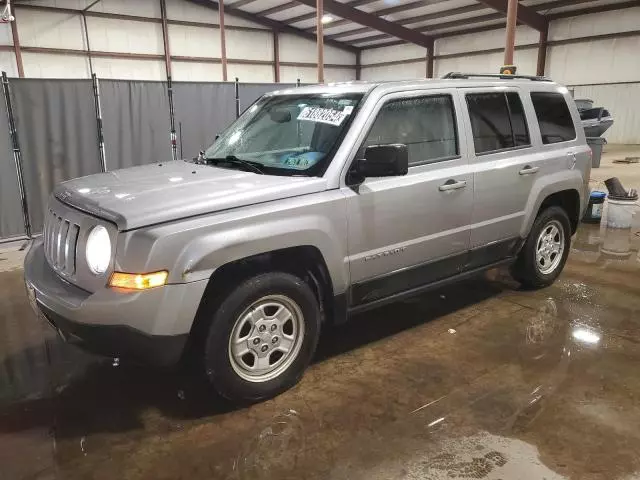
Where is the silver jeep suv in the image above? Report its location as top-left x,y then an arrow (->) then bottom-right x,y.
25,74 -> 591,402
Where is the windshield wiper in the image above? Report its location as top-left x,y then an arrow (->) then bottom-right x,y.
202,155 -> 265,175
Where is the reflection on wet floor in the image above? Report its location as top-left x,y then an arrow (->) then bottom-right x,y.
1,221 -> 640,480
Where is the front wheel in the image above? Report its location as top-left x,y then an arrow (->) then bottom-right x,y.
512,206 -> 572,289
202,272 -> 320,403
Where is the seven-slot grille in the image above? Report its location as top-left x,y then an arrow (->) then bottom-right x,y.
44,209 -> 80,276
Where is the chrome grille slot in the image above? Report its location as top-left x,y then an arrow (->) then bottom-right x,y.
45,210 -> 53,261
56,218 -> 66,268
58,219 -> 69,271
44,211 -> 50,260
44,208 -> 80,276
66,224 -> 79,274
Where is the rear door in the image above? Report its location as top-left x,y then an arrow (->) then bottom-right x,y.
529,90 -> 588,214
460,87 -> 540,268
343,89 -> 474,307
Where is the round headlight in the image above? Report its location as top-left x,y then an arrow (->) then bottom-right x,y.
85,225 -> 111,274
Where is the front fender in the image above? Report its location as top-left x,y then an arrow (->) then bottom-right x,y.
178,215 -> 348,292
520,170 -> 584,238
115,191 -> 349,295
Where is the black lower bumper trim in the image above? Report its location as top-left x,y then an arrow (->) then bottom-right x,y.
38,303 -> 188,367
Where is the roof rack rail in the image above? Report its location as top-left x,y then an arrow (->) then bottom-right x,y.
441,72 -> 552,82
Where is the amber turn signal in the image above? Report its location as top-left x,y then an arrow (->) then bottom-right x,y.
109,271 -> 168,290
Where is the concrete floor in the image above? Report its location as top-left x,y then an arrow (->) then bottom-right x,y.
590,144 -> 640,190
1,146 -> 639,480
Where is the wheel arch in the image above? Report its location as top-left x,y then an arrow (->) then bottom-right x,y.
522,171 -> 583,238
187,245 -> 341,349
537,189 -> 581,234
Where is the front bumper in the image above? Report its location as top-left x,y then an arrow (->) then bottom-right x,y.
24,240 -> 208,366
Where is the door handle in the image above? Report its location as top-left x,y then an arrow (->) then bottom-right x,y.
519,166 -> 540,175
439,179 -> 467,192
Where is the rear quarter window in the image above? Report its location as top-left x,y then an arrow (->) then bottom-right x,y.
530,92 -> 577,144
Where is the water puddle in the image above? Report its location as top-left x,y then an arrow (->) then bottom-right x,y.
1,221 -> 639,480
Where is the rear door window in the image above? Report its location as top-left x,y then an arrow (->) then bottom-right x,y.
466,91 -> 531,154
530,92 -> 577,144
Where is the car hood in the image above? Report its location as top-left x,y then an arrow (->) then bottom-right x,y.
54,161 -> 327,230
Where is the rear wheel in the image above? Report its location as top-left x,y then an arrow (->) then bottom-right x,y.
512,206 -> 571,289
202,272 -> 320,403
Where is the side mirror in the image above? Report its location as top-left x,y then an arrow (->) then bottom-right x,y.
357,144 -> 408,178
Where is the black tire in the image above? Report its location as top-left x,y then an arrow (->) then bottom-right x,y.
202,272 -> 320,403
512,206 -> 572,289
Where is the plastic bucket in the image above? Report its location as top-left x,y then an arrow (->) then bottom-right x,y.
600,226 -> 632,259
587,137 -> 607,168
606,198 -> 637,229
583,191 -> 606,224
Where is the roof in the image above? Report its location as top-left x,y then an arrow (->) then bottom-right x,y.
186,0 -> 636,52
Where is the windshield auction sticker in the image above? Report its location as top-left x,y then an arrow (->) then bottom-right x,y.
297,107 -> 350,126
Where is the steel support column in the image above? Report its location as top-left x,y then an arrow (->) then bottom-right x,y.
159,0 -> 172,77
503,0 -> 518,66
81,13 -> 94,76
537,23 -> 549,76
273,30 -> 280,82
316,0 -> 324,83
9,11 -> 24,77
82,0 -> 101,77
220,0 -> 228,81
426,40 -> 434,78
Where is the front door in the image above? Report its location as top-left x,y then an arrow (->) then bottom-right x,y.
343,90 -> 473,307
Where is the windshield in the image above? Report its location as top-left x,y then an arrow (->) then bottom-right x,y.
204,93 -> 363,175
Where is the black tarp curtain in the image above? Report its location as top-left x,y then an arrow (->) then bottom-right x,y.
0,79 -> 296,240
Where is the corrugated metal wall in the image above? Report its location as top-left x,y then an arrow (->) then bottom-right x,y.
0,0 -> 356,82
572,84 -> 640,144
360,7 -> 640,144
547,8 -> 640,145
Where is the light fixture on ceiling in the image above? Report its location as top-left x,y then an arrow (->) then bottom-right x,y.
321,14 -> 334,23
